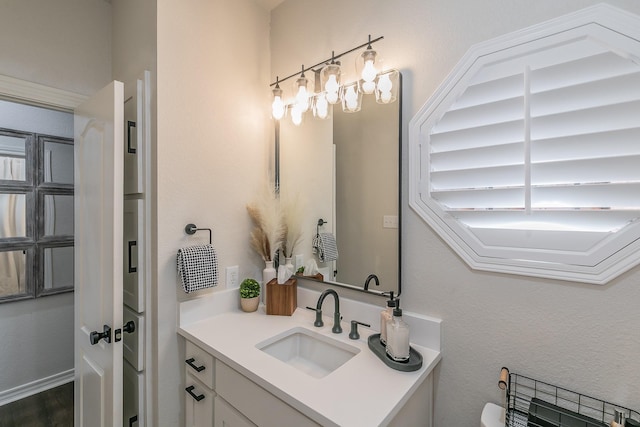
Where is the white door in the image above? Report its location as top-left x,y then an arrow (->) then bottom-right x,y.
74,81 -> 125,426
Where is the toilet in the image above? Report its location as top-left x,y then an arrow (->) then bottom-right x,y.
481,402 -> 505,427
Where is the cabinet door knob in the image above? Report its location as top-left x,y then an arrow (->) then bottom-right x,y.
185,385 -> 205,402
185,357 -> 206,372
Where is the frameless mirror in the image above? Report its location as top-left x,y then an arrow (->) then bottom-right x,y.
279,72 -> 401,295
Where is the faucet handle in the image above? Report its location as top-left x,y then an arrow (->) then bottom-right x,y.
349,320 -> 371,340
306,306 -> 324,327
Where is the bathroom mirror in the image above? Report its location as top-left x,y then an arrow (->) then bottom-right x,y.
279,73 -> 401,295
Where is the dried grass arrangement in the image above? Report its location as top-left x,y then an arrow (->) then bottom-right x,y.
247,185 -> 305,262
247,185 -> 285,262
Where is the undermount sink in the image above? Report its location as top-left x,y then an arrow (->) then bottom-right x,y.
256,327 -> 360,378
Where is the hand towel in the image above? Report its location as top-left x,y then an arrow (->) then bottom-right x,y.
177,244 -> 219,293
312,232 -> 339,263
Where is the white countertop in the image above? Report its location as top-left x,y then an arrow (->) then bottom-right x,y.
178,293 -> 441,427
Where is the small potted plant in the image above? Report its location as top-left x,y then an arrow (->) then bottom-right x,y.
239,278 -> 260,312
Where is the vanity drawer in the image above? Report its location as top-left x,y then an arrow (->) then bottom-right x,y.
123,360 -> 144,427
215,360 -> 320,427
185,373 -> 214,427
123,306 -> 144,371
123,198 -> 144,312
185,341 -> 215,389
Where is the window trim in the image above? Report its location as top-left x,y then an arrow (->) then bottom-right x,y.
409,4 -> 640,284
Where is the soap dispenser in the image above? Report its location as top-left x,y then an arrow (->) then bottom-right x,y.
380,291 -> 395,346
386,298 -> 410,362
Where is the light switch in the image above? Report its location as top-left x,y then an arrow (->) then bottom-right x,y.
383,215 -> 398,229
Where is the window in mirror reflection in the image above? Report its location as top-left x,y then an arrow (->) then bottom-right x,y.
0,99 -> 73,302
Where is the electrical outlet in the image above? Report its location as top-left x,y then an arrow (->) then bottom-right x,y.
226,265 -> 239,289
383,215 -> 398,229
295,254 -> 303,270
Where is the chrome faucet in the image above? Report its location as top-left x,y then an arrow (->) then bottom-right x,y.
364,274 -> 380,291
314,289 -> 342,333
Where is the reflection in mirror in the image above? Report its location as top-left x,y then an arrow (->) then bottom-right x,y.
0,134 -> 26,182
43,138 -> 74,185
0,249 -> 26,297
0,191 -> 26,238
44,194 -> 74,236
280,72 -> 401,295
43,246 -> 74,291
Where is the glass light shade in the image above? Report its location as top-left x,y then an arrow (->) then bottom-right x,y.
374,69 -> 399,104
357,49 -> 378,94
312,92 -> 331,120
341,82 -> 362,113
321,63 -> 341,104
289,103 -> 304,126
294,74 -> 311,113
271,86 -> 285,120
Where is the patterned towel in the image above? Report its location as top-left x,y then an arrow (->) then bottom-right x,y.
312,232 -> 339,262
177,244 -> 219,293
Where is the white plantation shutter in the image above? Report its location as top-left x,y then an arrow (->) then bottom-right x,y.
409,5 -> 640,283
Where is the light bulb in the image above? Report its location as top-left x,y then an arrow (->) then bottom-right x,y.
290,104 -> 303,126
360,49 -> 378,94
314,93 -> 329,119
344,86 -> 359,111
377,73 -> 393,104
325,75 -> 340,104
272,95 -> 285,119
295,84 -> 309,113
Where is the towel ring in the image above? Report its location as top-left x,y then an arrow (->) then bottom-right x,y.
185,223 -> 212,245
317,218 -> 327,236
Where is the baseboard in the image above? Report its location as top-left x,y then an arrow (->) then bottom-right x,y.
0,369 -> 74,406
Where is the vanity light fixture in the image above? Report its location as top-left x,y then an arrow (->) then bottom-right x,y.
269,35 -> 393,124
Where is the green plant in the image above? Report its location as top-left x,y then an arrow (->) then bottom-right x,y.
296,266 -> 304,275
239,278 -> 260,299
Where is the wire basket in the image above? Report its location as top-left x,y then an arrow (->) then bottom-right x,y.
499,368 -> 640,427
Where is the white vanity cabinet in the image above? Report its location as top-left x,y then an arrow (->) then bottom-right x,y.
184,340 -> 320,427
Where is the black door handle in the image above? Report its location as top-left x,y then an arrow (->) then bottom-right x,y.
185,385 -> 205,402
90,325 -> 112,345
123,320 -> 135,334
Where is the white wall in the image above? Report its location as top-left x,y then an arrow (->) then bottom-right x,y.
271,1 -> 640,425
0,1 -> 110,398
156,0 -> 271,424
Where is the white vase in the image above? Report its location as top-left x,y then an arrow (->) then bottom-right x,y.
284,257 -> 294,272
262,260 -> 276,304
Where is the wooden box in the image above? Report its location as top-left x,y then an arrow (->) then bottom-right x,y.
266,277 -> 297,316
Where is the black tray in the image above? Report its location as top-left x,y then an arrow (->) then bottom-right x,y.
367,333 -> 423,372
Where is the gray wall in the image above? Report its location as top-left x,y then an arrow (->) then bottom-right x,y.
271,1 -> 640,425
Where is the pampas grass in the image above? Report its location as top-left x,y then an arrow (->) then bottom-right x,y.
247,184 -> 285,262
281,192 -> 304,258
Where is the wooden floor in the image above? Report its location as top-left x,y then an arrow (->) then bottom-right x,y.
0,382 -> 73,427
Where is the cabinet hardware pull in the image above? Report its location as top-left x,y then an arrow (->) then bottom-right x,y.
89,325 -> 111,345
185,385 -> 205,402
185,357 -> 206,372
128,241 -> 137,273
127,120 -> 136,154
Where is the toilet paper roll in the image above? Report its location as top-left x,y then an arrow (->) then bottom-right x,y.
499,367 -> 509,390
